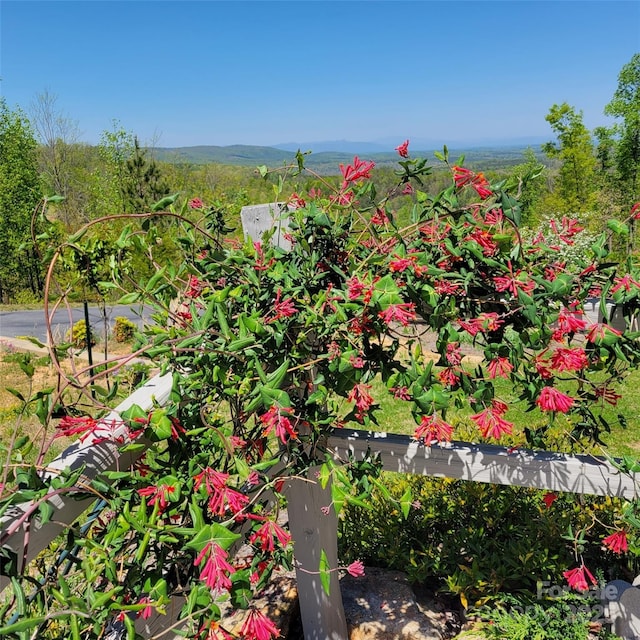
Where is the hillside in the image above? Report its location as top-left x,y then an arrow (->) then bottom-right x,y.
150,143 -> 548,173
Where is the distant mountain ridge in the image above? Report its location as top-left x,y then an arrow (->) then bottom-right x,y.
151,139 -> 548,171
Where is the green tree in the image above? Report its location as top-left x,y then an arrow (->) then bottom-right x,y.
0,100 -> 44,302
123,137 -> 170,212
507,147 -> 546,225
605,53 -> 640,203
97,121 -> 136,214
543,103 -> 597,214
593,125 -> 616,176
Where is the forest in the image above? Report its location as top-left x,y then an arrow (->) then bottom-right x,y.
0,53 -> 638,305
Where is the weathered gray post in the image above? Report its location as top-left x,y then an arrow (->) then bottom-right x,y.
240,204 -> 348,640
285,471 -> 349,640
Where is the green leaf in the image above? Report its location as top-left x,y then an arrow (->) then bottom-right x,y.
148,410 -> 173,440
186,522 -> 242,554
5,387 -> 25,402
259,387 -> 291,409
318,463 -> 331,490
266,358 -> 290,389
118,292 -> 140,305
331,483 -> 346,514
607,219 -> 629,236
151,192 -> 180,212
400,486 -> 412,519
319,549 -> 331,596
23,336 -> 47,349
37,500 -> 55,525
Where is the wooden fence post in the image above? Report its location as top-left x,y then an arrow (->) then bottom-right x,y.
286,469 -> 348,640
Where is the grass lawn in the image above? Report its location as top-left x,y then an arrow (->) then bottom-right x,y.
2,336 -> 640,464
370,362 -> 640,460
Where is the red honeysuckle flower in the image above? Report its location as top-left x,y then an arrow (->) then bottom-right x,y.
194,467 -> 250,516
631,202 -> 640,219
595,385 -> 622,406
347,276 -> 370,301
487,356 -> 513,380
287,192 -> 306,209
491,398 -> 509,415
446,342 -> 463,367
239,607 -> 280,640
249,519 -> 292,552
585,322 -> 622,344
563,563 -> 597,592
137,596 -> 154,620
549,216 -> 584,244
452,166 -> 475,188
434,280 -> 461,295
389,255 -> 417,273
371,208 -> 390,225
395,139 -> 409,158
349,313 -> 375,336
484,208 -> 504,225
260,405 -> 298,444
55,415 -> 101,442
611,274 -> 640,294
137,483 -> 175,513
346,560 -> 366,577
327,341 -> 341,361
185,275 -> 204,298
550,347 -> 589,372
466,228 -> 498,256
253,241 -> 276,272
472,175 -> 493,200
194,467 -> 229,493
458,312 -> 504,337
536,386 -> 575,413
470,405 -> 513,440
390,386 -> 411,400
415,414 -> 453,446
602,530 -> 628,554
378,303 -> 417,327
493,261 -> 535,297
542,492 -> 558,508
438,367 -> 460,387
340,156 -> 375,187
266,288 -> 297,323
554,307 -> 587,338
535,355 -> 554,380
544,262 -> 565,282
194,541 -> 235,592
402,183 -> 414,195
347,383 -> 375,422
452,166 -> 493,199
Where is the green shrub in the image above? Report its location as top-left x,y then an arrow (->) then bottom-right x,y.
467,593 -> 616,639
116,362 -> 151,391
65,319 -> 96,348
339,474 -> 626,607
112,316 -> 136,343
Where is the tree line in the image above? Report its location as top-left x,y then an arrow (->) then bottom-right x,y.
0,54 -> 638,304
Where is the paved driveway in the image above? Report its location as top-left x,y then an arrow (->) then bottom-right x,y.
0,305 -> 150,344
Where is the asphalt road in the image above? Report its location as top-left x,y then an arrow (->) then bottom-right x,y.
0,305 -> 150,344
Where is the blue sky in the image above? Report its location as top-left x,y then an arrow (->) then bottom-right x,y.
1,1 -> 639,150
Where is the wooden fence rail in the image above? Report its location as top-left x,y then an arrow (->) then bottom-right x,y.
0,372 -> 173,595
